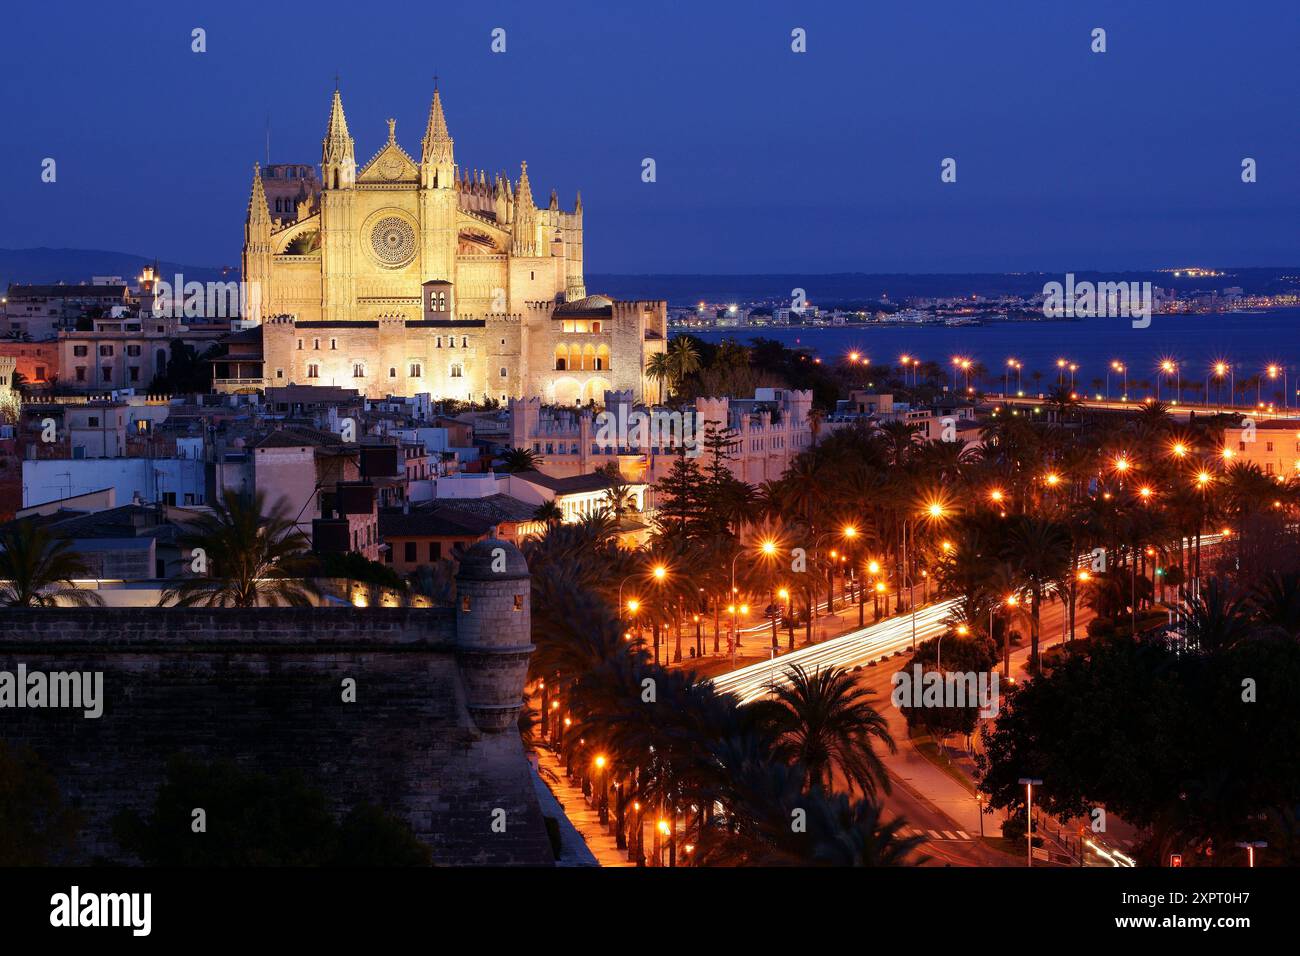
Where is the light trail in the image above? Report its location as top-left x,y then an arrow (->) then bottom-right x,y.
705,599 -> 959,705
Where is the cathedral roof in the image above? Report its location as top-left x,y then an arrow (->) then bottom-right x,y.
554,294 -> 614,316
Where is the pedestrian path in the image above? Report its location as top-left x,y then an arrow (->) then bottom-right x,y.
534,747 -> 634,867
901,826 -> 973,841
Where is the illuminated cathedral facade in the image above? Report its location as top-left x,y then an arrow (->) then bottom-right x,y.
241,85 -> 665,404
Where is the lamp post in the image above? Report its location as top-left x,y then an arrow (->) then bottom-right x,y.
594,754 -> 608,824
779,587 -> 793,651
1235,840 -> 1267,868
997,594 -> 1018,678
730,540 -> 778,661
1266,364 -> 1287,409
811,526 -> 856,638
1160,359 -> 1179,404
1019,777 -> 1043,867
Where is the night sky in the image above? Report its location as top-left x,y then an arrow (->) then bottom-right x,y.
2,0 -> 1297,273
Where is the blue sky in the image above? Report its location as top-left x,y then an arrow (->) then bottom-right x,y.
2,0 -> 1297,273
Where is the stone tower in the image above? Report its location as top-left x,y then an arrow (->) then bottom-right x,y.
241,164 -> 272,323
419,85 -> 459,316
453,535 -> 533,733
320,85 -> 358,323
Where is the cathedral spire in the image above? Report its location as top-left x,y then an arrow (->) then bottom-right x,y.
246,163 -> 270,227
321,86 -> 355,189
421,86 -> 455,188
511,161 -> 539,257
515,161 -> 534,208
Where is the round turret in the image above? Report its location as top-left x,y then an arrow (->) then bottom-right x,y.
456,536 -> 529,582
453,536 -> 533,733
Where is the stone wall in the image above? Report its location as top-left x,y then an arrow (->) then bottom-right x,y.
0,607 -> 552,866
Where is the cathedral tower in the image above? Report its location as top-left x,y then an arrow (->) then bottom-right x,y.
242,164 -> 272,323
320,85 -> 358,323
419,85 -> 459,315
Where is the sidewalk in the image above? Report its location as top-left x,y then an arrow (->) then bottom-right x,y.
534,747 -> 633,867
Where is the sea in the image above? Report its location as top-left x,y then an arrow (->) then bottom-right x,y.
676,309 -> 1300,399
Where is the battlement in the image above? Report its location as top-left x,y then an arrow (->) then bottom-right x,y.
0,558 -> 551,866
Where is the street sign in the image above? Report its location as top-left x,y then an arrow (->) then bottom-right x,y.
1031,847 -> 1050,862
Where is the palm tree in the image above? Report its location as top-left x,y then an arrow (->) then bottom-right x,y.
499,446 -> 542,473
668,336 -> 702,390
1185,578 -> 1252,652
0,522 -> 104,607
158,489 -> 317,608
1006,517 -> 1071,674
533,500 -> 563,525
761,664 -> 894,798
1250,571 -> 1300,635
647,351 -> 672,404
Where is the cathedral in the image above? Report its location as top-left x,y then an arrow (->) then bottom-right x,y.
241,85 -> 666,404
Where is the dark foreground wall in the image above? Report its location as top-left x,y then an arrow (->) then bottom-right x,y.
0,608 -> 553,866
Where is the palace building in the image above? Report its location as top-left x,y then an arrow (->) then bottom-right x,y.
238,84 -> 666,405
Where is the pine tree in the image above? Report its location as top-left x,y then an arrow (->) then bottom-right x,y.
653,446 -> 707,539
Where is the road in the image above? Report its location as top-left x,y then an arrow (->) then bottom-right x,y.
705,595 -> 1101,865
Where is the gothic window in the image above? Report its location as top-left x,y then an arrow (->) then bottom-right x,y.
389,367 -> 397,378
307,364 -> 319,379
330,339 -> 338,350
461,336 -> 468,348
313,338 -> 320,350
410,363 -> 423,377
297,339 -> 303,350
450,364 -> 463,378
353,363 -> 365,378
436,337 -> 442,348
500,367 -> 507,378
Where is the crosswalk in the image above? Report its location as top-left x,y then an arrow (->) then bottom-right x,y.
901,826 -> 973,841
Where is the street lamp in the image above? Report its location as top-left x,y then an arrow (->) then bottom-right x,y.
1266,364 -> 1287,410
730,540 -> 779,663
997,594 -> 1018,678
594,754 -> 609,823
1110,360 -> 1127,400
1018,777 -> 1044,867
1235,840 -> 1267,868
1159,359 -> 1179,403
